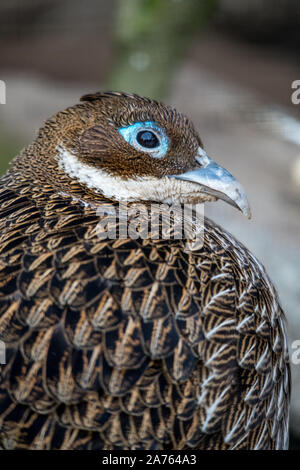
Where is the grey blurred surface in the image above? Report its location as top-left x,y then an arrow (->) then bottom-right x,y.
170,61 -> 300,437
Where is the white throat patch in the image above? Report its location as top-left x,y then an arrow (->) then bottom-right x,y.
57,146 -> 208,204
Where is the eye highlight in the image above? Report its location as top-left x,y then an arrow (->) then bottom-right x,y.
118,121 -> 169,159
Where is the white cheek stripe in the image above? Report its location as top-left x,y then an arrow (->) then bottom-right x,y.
57,146 -> 205,204
58,146 -> 167,201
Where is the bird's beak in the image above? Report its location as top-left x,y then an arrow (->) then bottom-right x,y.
168,147 -> 251,219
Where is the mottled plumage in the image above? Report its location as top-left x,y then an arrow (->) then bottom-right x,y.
0,92 -> 290,450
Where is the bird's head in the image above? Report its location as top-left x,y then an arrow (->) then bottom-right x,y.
21,91 -> 251,217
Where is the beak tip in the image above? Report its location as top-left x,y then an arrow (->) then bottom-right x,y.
238,201 -> 251,220
238,194 -> 251,220
246,209 -> 252,220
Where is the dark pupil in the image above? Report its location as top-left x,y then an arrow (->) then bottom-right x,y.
137,130 -> 159,149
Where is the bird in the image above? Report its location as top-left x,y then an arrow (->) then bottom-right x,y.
0,91 -> 290,450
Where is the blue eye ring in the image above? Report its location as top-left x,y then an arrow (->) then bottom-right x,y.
118,121 -> 169,159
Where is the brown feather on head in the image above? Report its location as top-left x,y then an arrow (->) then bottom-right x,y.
77,91 -> 201,178
11,91 -> 250,215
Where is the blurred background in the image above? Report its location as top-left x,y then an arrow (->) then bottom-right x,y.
0,0 -> 300,449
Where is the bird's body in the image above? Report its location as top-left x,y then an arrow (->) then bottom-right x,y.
0,92 -> 290,450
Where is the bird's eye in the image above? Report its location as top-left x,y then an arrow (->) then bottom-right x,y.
118,121 -> 169,159
136,130 -> 159,149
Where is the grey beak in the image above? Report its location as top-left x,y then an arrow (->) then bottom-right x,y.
169,148 -> 251,219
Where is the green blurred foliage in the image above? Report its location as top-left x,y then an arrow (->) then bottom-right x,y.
0,132 -> 22,175
107,0 -> 218,99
